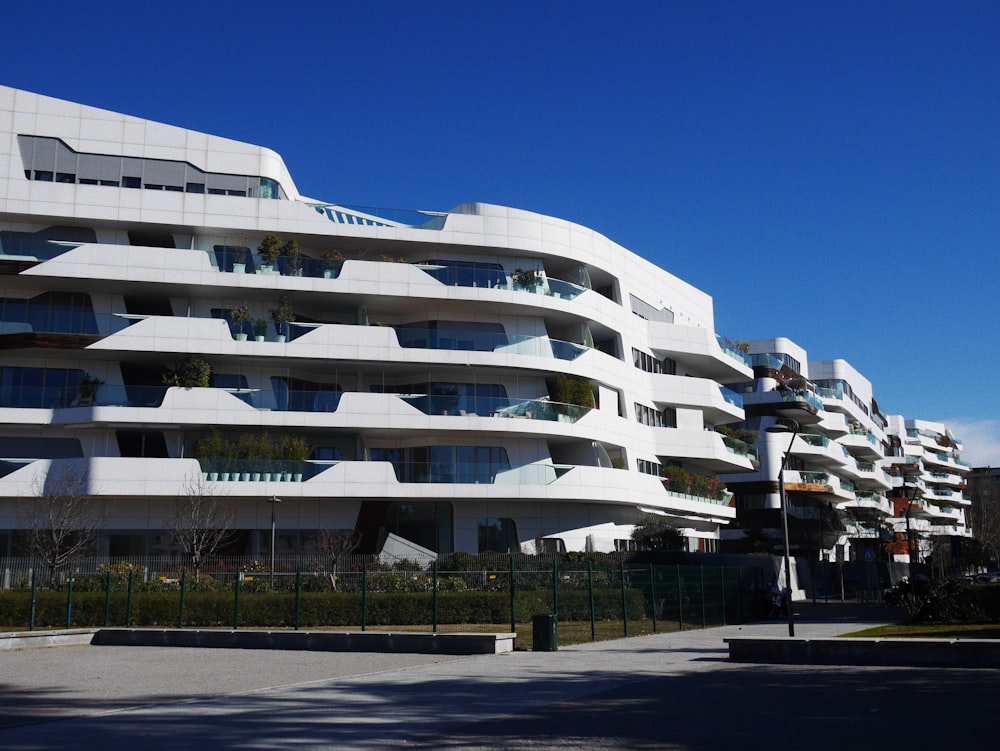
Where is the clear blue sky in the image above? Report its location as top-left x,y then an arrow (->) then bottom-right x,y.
6,1 -> 999,463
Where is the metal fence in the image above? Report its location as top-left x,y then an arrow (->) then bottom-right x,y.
0,555 -> 761,639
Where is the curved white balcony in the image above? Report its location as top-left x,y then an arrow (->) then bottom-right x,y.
645,428 -> 756,473
645,324 -> 752,382
0,457 -> 735,526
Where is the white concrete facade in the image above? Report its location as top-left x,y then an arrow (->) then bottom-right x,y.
0,86 -> 755,558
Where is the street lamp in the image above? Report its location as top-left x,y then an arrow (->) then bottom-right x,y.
902,479 -> 920,569
766,417 -> 800,637
267,495 -> 282,588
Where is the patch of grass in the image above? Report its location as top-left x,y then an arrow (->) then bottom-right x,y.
842,623 -> 1000,639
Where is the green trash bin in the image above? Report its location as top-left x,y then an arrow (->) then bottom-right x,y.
532,613 -> 558,651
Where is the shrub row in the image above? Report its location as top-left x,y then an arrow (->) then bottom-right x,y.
0,588 -> 647,630
887,578 -> 1000,624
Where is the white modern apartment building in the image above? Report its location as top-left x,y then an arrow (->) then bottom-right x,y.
0,86 -> 756,561
721,339 -> 895,562
884,415 -> 972,563
721,337 -> 971,573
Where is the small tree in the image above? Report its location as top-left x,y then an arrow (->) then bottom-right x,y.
21,463 -> 102,586
167,475 -> 233,579
228,302 -> 252,337
162,356 -> 211,387
258,233 -> 282,267
282,238 -> 302,275
631,513 -> 685,551
318,528 -> 361,590
268,296 -> 295,340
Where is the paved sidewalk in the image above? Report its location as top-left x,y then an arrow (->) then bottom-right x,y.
1,603 -> 997,750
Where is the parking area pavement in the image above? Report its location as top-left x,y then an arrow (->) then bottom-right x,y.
2,603 -> 998,750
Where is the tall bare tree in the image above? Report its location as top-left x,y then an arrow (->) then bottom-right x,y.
166,475 -> 233,578
318,528 -> 361,590
969,472 -> 1000,569
20,462 -> 102,586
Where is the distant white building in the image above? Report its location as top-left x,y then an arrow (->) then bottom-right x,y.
884,416 -> 972,564
0,86 -> 755,560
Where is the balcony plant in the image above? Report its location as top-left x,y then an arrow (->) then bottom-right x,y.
511,268 -> 537,289
253,317 -> 267,342
162,356 -> 211,388
228,302 -> 251,341
322,249 -> 345,278
257,233 -> 282,274
232,247 -> 248,274
282,238 -> 302,276
194,429 -> 228,480
77,373 -> 104,406
279,435 -> 311,481
552,375 -> 595,412
268,296 -> 295,342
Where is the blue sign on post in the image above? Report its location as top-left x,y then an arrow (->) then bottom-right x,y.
862,548 -> 875,562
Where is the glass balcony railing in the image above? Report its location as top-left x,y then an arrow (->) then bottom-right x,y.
716,336 -> 752,367
0,385 -> 346,413
799,433 -> 829,447
211,246 -> 345,279
398,395 -> 591,422
418,265 -> 588,301
719,386 -> 743,408
393,327 -> 588,361
198,459 -> 336,482
798,471 -> 829,485
721,436 -> 758,461
750,353 -> 784,370
378,462 -> 575,484
0,459 -> 33,478
662,486 -> 732,506
309,203 -> 448,229
775,388 -> 824,412
0,384 -> 168,409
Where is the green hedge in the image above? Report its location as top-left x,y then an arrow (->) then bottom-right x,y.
0,588 -> 647,629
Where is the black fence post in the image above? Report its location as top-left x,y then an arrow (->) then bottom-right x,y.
509,556 -> 516,634
294,570 -> 301,630
232,577 -> 241,630
676,565 -> 684,632
700,566 -> 706,629
126,571 -> 134,628
649,563 -> 658,633
588,561 -> 596,642
104,571 -> 112,627
620,561 -> 628,638
361,558 -> 368,632
432,561 -> 439,633
720,566 -> 727,626
552,559 -> 559,617
65,574 -> 74,629
178,570 -> 187,629
29,570 -> 37,631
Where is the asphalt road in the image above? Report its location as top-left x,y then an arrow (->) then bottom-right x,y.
2,604 -> 997,750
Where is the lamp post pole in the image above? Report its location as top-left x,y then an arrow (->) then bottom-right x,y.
904,480 -> 919,569
268,495 -> 282,589
767,418 -> 800,637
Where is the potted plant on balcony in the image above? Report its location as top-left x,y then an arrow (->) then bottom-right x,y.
232,247 -> 247,274
257,233 -> 282,275
194,428 -> 228,481
283,238 -> 303,276
511,268 -> 537,290
280,435 -> 311,482
162,356 -> 211,388
322,249 -> 345,279
78,373 -> 104,406
253,317 -> 267,342
228,302 -> 251,341
268,296 -> 295,342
